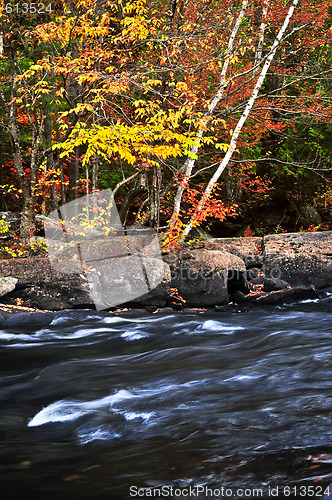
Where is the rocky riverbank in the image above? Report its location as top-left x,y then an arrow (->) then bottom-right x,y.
167,231 -> 332,307
0,231 -> 331,318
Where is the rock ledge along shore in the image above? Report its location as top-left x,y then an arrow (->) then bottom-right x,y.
0,231 -> 331,313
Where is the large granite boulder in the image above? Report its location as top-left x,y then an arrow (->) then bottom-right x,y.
87,257 -> 170,308
245,286 -> 319,306
0,258 -> 93,310
249,276 -> 290,292
166,249 -> 245,306
188,237 -> 263,268
263,231 -> 332,289
0,257 -> 171,310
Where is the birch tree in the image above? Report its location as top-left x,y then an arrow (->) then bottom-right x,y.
169,0 -> 249,229
164,0 -> 301,238
182,0 -> 301,236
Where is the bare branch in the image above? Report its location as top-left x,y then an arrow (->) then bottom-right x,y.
113,171 -> 141,196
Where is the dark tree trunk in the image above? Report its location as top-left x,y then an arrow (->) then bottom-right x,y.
68,146 -> 79,201
119,187 -> 146,226
92,156 -> 99,191
20,197 -> 35,240
44,108 -> 58,211
67,51 -> 80,202
148,163 -> 161,229
0,143 -> 4,211
4,36 -> 35,240
53,120 -> 66,205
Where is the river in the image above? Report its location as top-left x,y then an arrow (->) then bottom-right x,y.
1,299 -> 332,500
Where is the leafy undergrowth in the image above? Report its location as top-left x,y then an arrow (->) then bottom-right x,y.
0,238 -> 48,260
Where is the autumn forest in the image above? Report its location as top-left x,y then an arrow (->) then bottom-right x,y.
1,0 -> 332,247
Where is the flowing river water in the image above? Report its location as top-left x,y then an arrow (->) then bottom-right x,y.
1,299 -> 332,500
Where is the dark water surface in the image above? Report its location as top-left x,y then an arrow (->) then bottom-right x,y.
1,301 -> 332,500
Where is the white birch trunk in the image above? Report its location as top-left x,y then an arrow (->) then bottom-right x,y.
254,0 -> 269,67
183,0 -> 300,237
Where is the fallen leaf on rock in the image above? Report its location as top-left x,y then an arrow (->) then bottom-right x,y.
0,303 -> 52,312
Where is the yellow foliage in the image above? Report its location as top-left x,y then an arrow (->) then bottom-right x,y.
215,143 -> 230,151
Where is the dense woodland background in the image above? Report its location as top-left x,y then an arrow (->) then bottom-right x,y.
0,0 -> 332,249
